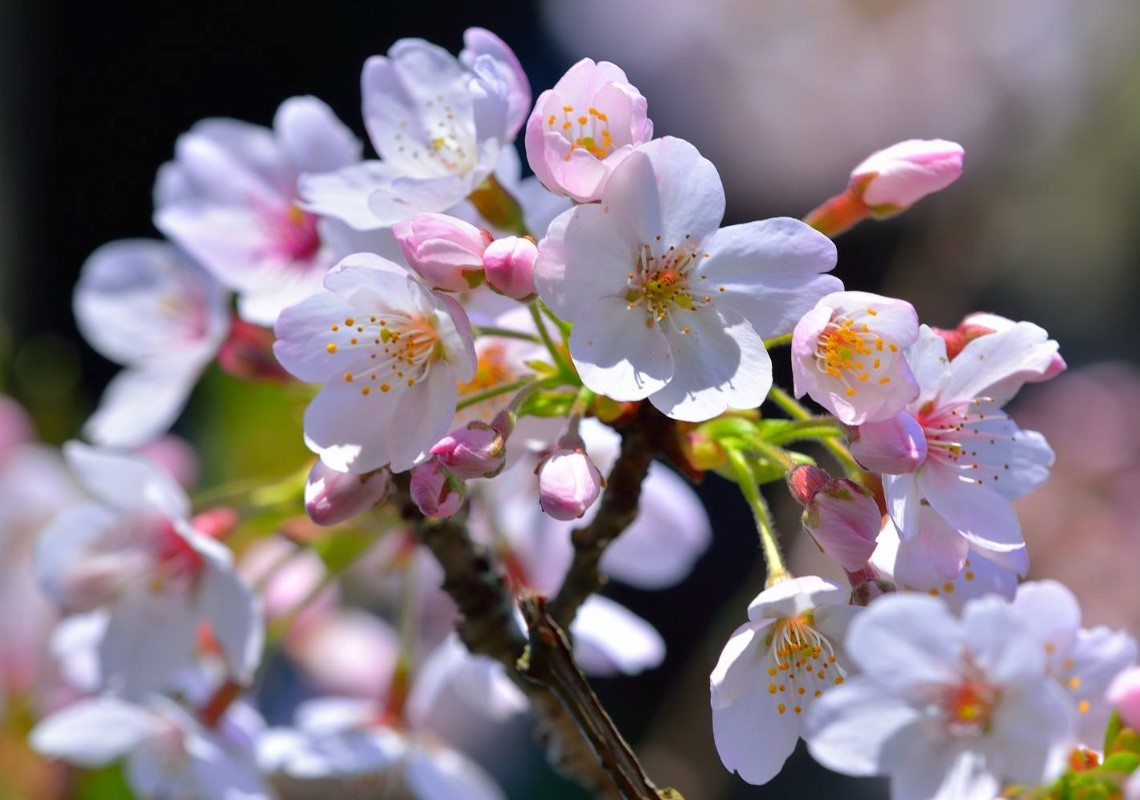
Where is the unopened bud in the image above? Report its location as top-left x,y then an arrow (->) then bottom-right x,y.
849,139 -> 964,216
409,459 -> 465,518
305,461 -> 392,526
1107,666 -> 1140,731
482,236 -> 538,301
849,412 -> 927,475
800,474 -> 882,572
535,435 -> 604,521
787,464 -> 831,506
393,213 -> 491,291
430,421 -> 506,479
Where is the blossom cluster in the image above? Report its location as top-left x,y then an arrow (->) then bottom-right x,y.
5,22 -> 1138,800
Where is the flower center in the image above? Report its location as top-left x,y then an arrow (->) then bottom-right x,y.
815,309 -> 898,397
916,398 -> 1015,487
325,313 -> 443,397
940,676 -> 998,736
624,236 -> 713,329
548,104 -> 615,160
763,613 -> 846,715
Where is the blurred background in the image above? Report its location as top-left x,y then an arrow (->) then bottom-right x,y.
3,0 -> 1140,798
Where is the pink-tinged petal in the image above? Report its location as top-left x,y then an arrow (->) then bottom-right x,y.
568,296 -> 674,402
650,305 -> 772,422
31,697 -> 163,766
289,611 -> 400,700
461,28 -> 530,137
709,620 -> 768,709
891,507 -> 970,585
990,428 -> 1053,500
300,161 -> 399,230
99,592 -> 199,698
960,596 -> 1045,684
405,744 -> 505,800
605,137 -> 724,245
805,678 -> 922,776
601,462 -> 711,589
368,173 -> 480,227
274,95 -> 361,174
712,661 -> 802,786
917,464 -> 1022,551
83,365 -> 202,449
154,203 -> 279,290
74,240 -> 228,366
913,547 -> 1021,613
197,559 -> 264,684
852,139 -> 965,211
989,682 -> 1073,784
701,218 -> 840,340
388,368 -> 460,473
168,121 -> 287,205
569,595 -> 665,677
1069,627 -> 1138,744
882,472 -> 921,540
64,441 -> 190,519
844,594 -> 962,688
534,203 -> 640,319
1012,580 -> 1080,658
907,325 -> 953,404
941,321 -> 1059,405
273,289 -> 364,384
304,385 -> 396,474
236,258 -> 329,327
849,412 -> 928,474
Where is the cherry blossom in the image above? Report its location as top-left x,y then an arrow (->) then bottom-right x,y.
535,136 -> 839,421
35,443 -> 263,698
791,290 -> 920,425
273,253 -> 477,474
711,576 -> 860,785
300,29 -> 523,230
155,96 -> 360,325
525,58 -> 654,202
805,593 -> 1074,800
74,240 -> 230,448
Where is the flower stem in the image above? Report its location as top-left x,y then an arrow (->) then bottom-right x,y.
766,386 -> 870,487
456,376 -> 539,411
803,189 -> 870,238
473,325 -> 542,343
726,447 -> 789,585
529,301 -> 575,379
763,332 -> 793,349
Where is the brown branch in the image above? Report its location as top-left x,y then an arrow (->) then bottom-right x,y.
549,402 -> 672,628
519,594 -> 685,800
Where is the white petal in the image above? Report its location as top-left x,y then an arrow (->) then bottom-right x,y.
649,305 -> 771,422
368,173 -> 478,227
990,682 -> 1074,784
274,95 -> 361,174
185,730 -> 274,800
942,321 -> 1059,405
709,620 -> 768,710
804,677 -> 921,775
83,365 -> 201,448
1012,580 -> 1080,657
845,594 -> 962,688
388,367 -> 460,473
569,595 -> 665,676
702,218 -> 840,339
568,296 -> 674,402
711,663 -> 802,785
960,595 -> 1046,684
99,592 -> 199,698
64,440 -> 190,519
31,697 -> 163,766
303,384 -> 397,474
918,463 -> 1022,551
300,161 -> 398,229
883,472 -> 921,540
272,288 -> 363,384
197,560 -> 264,683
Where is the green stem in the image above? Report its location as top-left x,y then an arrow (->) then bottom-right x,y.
764,418 -> 846,446
456,376 -> 538,411
763,332 -> 793,349
748,438 -> 798,473
567,386 -> 596,429
473,325 -> 543,344
726,447 -> 789,585
529,301 -> 575,378
766,386 -> 869,485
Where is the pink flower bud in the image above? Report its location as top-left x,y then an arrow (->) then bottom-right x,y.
849,411 -> 927,474
849,139 -> 964,215
1107,666 -> 1140,731
430,421 -> 506,480
191,507 -> 239,539
393,213 -> 492,292
802,476 -> 882,572
304,461 -> 392,526
482,236 -> 538,301
409,459 -> 465,518
787,464 -> 830,506
536,436 -> 604,521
